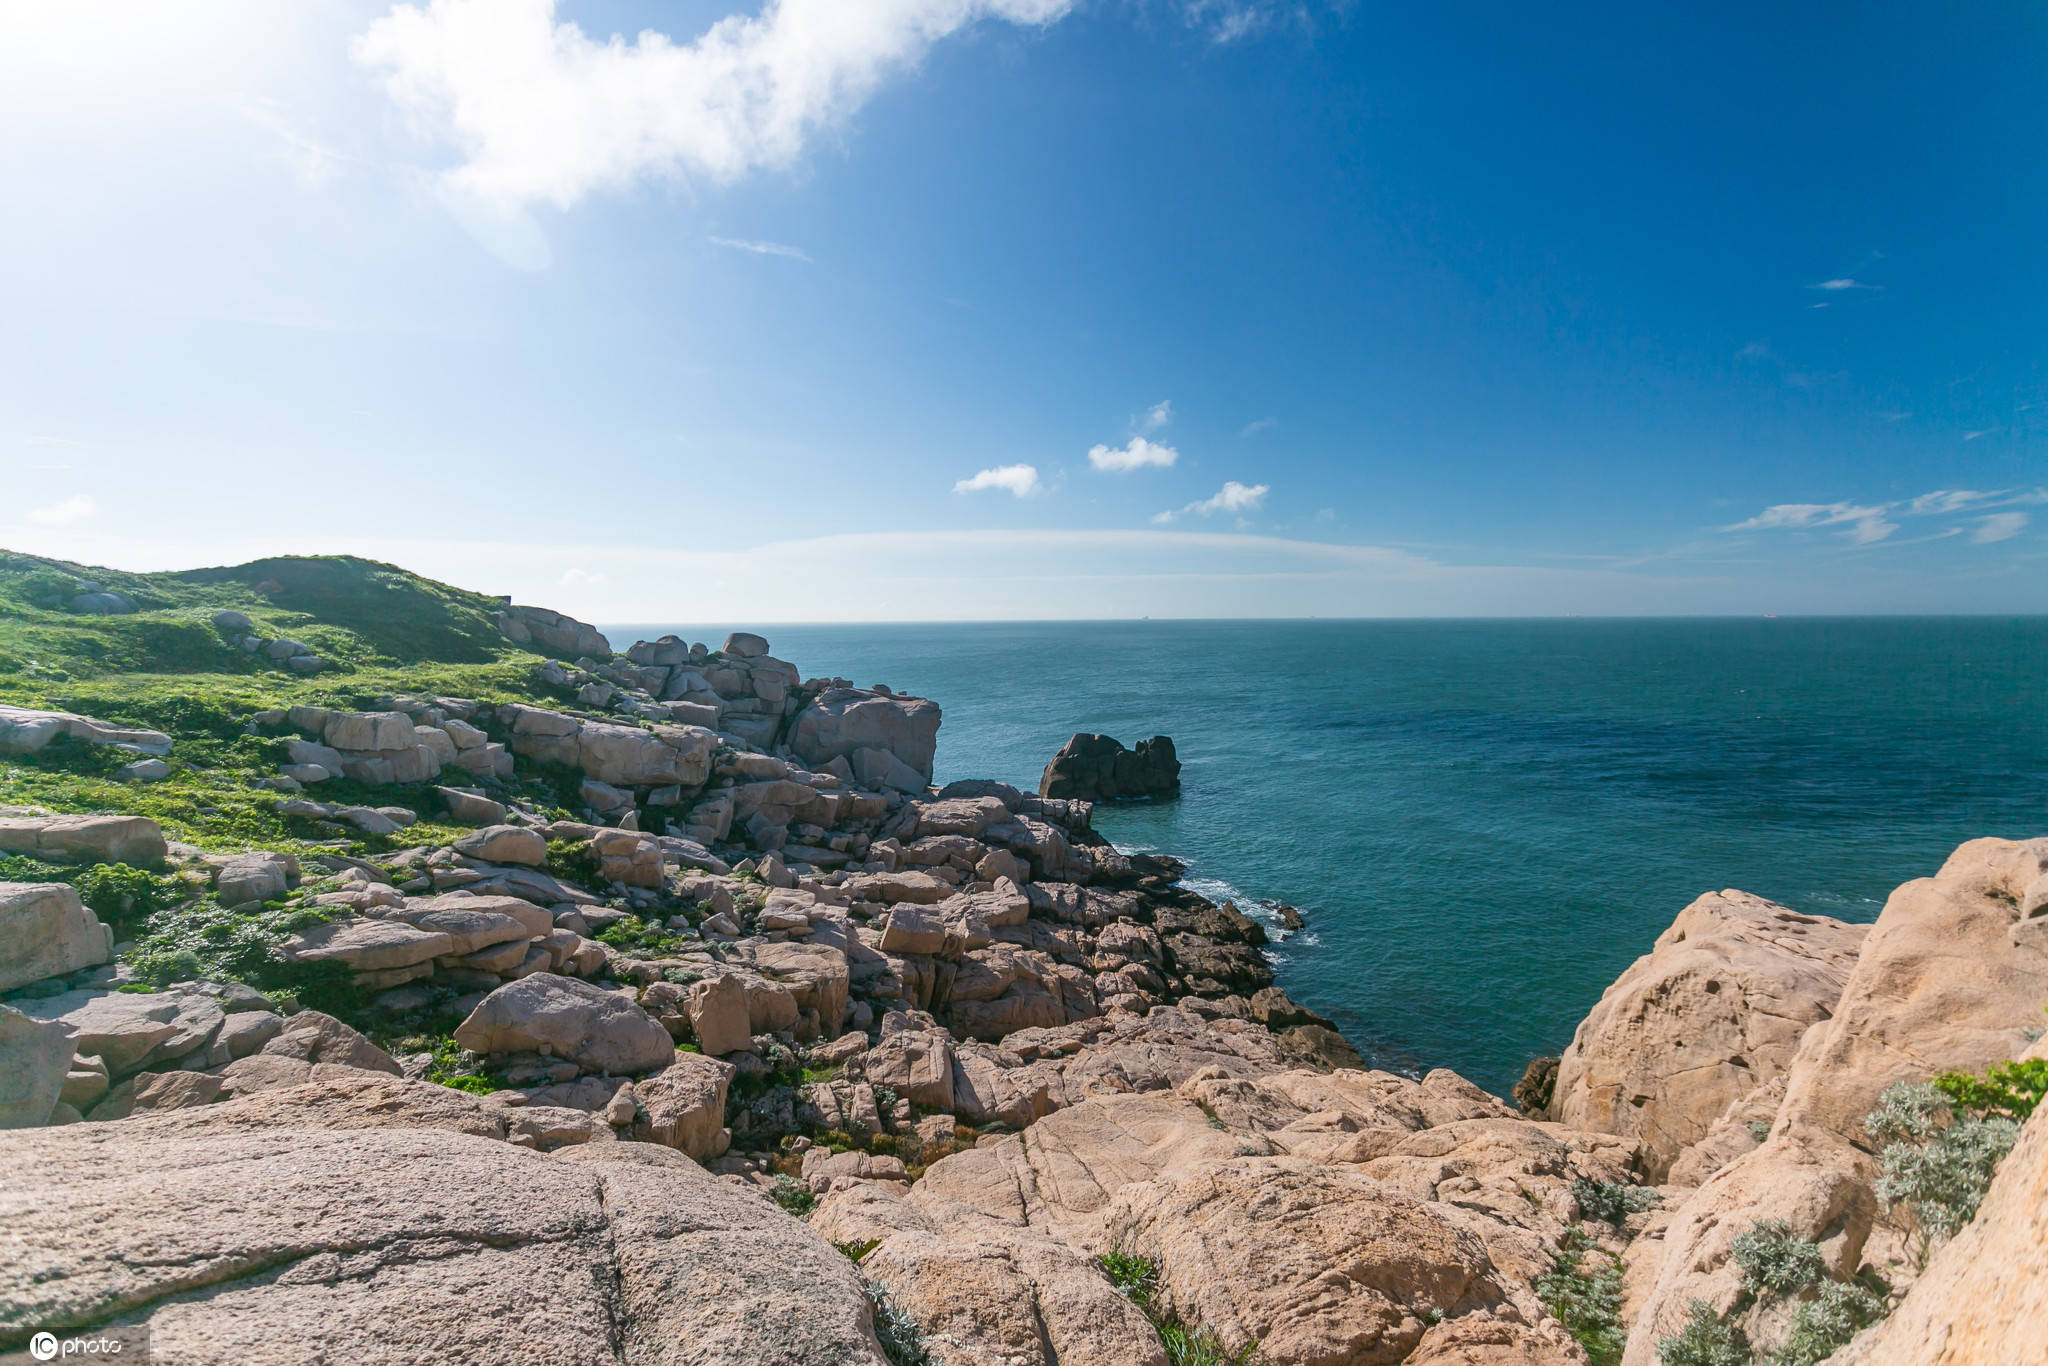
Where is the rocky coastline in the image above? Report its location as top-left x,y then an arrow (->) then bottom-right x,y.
1,555 -> 2044,1366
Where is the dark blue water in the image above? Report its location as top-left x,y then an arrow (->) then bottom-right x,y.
606,618 -> 2048,1095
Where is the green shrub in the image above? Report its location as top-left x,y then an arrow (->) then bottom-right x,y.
593,913 -> 687,958
770,1173 -> 816,1216
1535,1231 -> 1626,1366
1777,1282 -> 1887,1366
1099,1249 -> 1160,1312
1729,1220 -> 1825,1299
865,1280 -> 933,1366
125,896 -> 358,1010
1157,1322 -> 1260,1366
1933,1058 -> 2048,1122
1571,1177 -> 1660,1225
1657,1300 -> 1751,1366
1867,1080 -> 2021,1246
71,863 -> 179,925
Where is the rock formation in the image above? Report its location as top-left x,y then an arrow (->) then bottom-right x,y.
3,580 -> 2045,1365
1040,732 -> 1182,802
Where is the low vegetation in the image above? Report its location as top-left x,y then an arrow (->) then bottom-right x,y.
1656,1057 -> 2037,1365
1099,1247 -> 1261,1366
1535,1225 -> 1626,1366
1571,1176 -> 1660,1225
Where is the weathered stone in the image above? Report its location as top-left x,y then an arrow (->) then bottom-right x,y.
631,1051 -> 736,1159
1040,733 -> 1180,802
687,974 -> 755,1056
0,1004 -> 74,1128
1620,838 -> 2048,1363
214,851 -> 296,906
323,710 -> 418,752
437,786 -> 508,824
790,689 -> 942,782
451,823 -> 548,866
454,975 -> 676,1075
1552,889 -> 1867,1178
280,918 -> 455,973
864,1027 -> 955,1111
0,882 -> 113,991
0,813 -> 166,865
0,1098 -> 888,1364
0,704 -> 171,757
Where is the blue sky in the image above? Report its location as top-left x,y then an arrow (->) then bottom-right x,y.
1,0 -> 2043,619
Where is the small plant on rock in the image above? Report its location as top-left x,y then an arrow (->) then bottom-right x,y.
1535,1227 -> 1626,1366
769,1173 -> 816,1217
1571,1177 -> 1660,1225
1866,1079 -> 2021,1249
865,1281 -> 933,1366
1729,1219 -> 1825,1299
1932,1058 -> 2048,1123
1657,1299 -> 1752,1366
1776,1281 -> 1888,1366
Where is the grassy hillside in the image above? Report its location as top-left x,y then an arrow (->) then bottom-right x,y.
0,549 -> 579,854
0,551 -> 521,683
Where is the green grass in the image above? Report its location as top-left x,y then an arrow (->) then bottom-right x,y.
0,550 -> 527,679
1098,1249 -> 1261,1365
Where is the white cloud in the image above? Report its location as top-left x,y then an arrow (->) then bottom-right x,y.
1239,417 -> 1276,437
1156,479 -> 1269,522
1088,436 -> 1178,472
25,495 -> 96,527
1141,400 -> 1172,431
1723,501 -> 1889,534
354,0 -> 1075,208
1974,512 -> 2029,544
953,463 -> 1042,497
1723,487 -> 2048,548
1810,278 -> 1878,291
1963,428 -> 1996,442
559,566 -> 607,586
1905,489 -> 1991,515
709,235 -> 811,262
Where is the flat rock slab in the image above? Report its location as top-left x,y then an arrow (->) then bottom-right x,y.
0,814 -> 167,866
0,1102 -> 887,1365
454,973 -> 676,1076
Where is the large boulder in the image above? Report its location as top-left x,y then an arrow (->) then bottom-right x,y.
501,603 -> 612,658
0,704 -> 171,757
450,824 -> 547,866
11,986 -> 225,1080
0,1004 -> 74,1128
0,882 -> 113,991
631,1051 -> 735,1159
1039,733 -> 1180,802
0,813 -> 166,865
1551,889 -> 1867,1178
1104,1155 -> 1524,1366
454,974 -> 676,1075
0,1099 -> 887,1364
790,688 -> 942,783
1620,838 -> 2048,1363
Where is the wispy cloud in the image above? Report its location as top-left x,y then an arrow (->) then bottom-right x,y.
1141,400 -> 1173,432
1089,437 -> 1178,472
1239,417 -> 1277,437
1724,487 -> 2043,548
1154,479 -> 1269,523
954,463 -> 1043,498
354,0 -> 1076,208
708,235 -> 811,262
559,566 -> 607,586
1809,277 -> 1880,292
1962,428 -> 1997,442
25,495 -> 96,527
1974,512 -> 2029,544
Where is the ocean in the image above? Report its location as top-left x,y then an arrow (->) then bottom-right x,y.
604,617 -> 2048,1096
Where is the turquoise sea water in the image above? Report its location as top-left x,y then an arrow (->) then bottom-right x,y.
607,618 -> 2048,1096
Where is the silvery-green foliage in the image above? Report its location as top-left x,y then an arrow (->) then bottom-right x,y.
1777,1281 -> 1888,1366
1729,1219 -> 1825,1298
